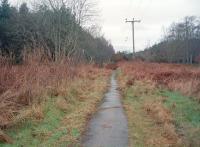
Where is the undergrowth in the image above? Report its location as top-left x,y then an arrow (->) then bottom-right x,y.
0,52 -> 111,146
0,71 -> 110,146
117,67 -> 200,147
1,99 -> 65,147
118,61 -> 200,102
120,81 -> 181,147
162,91 -> 200,146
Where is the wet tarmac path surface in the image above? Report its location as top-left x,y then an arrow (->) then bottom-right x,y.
82,72 -> 128,147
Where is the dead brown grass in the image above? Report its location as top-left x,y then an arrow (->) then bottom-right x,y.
0,62 -> 75,127
117,71 -> 183,147
143,101 -> 181,144
144,102 -> 172,124
0,51 -> 111,130
118,61 -> 200,102
0,129 -> 13,144
105,63 -> 118,70
45,69 -> 111,146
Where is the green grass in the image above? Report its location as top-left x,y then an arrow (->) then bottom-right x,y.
0,74 -> 109,147
162,91 -> 200,127
161,90 -> 200,146
0,98 -> 66,147
120,77 -> 200,146
121,82 -> 169,147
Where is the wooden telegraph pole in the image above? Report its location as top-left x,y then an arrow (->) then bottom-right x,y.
125,18 -> 141,58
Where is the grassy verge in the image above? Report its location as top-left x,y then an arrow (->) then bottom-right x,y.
162,91 -> 200,146
0,70 -> 110,147
117,70 -> 200,147
2,100 -> 66,147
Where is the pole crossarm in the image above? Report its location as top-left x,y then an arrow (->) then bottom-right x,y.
125,19 -> 141,23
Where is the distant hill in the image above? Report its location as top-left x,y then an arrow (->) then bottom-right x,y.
136,39 -> 200,63
136,16 -> 200,64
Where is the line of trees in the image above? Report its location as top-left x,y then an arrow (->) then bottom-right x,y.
0,0 -> 114,63
136,16 -> 200,63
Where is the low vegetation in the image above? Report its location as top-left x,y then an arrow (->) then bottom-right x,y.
163,91 -> 200,146
118,61 -> 200,102
117,61 -> 200,147
0,52 -> 112,146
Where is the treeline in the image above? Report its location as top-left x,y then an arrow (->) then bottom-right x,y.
0,0 -> 114,63
136,16 -> 200,63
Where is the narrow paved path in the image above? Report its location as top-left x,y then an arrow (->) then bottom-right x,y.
82,72 -> 128,147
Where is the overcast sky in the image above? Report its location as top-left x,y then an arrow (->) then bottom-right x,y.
98,0 -> 200,52
10,0 -> 200,52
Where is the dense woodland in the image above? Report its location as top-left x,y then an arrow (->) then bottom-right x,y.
136,16 -> 200,63
0,0 -> 114,64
